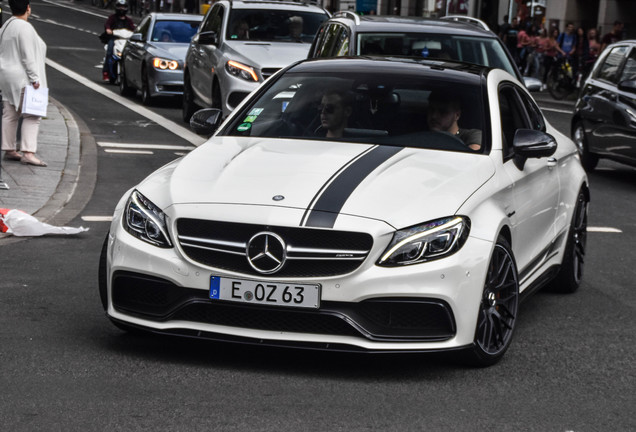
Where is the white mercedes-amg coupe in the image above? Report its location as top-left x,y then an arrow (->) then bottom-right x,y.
99,57 -> 589,366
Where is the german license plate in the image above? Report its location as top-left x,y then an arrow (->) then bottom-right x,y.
210,276 -> 320,309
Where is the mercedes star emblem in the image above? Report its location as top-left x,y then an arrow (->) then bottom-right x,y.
246,232 -> 287,274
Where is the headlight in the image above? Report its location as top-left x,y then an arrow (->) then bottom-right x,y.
226,60 -> 258,82
124,190 -> 172,248
377,216 -> 470,267
152,57 -> 180,70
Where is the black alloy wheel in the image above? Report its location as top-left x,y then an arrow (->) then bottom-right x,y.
212,80 -> 222,110
141,68 -> 153,106
182,72 -> 198,122
464,236 -> 519,367
98,233 -> 109,311
573,123 -> 599,171
547,188 -> 588,293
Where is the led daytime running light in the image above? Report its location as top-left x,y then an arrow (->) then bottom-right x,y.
227,60 -> 258,81
153,58 -> 179,70
379,217 -> 465,264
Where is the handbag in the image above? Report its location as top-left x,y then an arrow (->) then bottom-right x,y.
21,85 -> 49,117
99,31 -> 111,44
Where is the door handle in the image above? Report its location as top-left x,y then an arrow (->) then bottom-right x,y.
547,157 -> 557,168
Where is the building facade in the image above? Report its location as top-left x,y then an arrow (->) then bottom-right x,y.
332,0 -> 634,40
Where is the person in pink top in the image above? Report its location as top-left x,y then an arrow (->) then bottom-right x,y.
588,28 -> 601,63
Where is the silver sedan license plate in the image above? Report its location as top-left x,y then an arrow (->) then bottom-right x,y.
210,276 -> 320,309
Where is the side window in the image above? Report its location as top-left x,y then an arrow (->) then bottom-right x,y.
498,85 -> 530,159
597,46 -> 629,83
619,48 -> 636,82
136,16 -> 151,39
334,28 -> 350,56
516,88 -> 546,132
315,24 -> 344,58
201,5 -> 223,35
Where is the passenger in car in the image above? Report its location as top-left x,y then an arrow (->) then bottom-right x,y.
315,89 -> 353,138
426,91 -> 481,151
232,20 -> 250,40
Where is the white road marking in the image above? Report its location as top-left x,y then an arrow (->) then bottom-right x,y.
588,227 -> 623,233
45,58 -> 207,147
104,149 -> 154,154
40,0 -> 109,19
81,216 -> 114,222
98,142 -> 195,150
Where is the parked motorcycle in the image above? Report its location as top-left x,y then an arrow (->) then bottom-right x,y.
103,28 -> 133,84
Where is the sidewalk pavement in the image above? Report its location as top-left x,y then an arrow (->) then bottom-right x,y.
0,97 -> 96,244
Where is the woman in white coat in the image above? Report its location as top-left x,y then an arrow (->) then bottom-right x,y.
0,0 -> 48,167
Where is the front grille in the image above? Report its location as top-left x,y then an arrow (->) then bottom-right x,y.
176,219 -> 373,277
111,271 -> 456,342
261,68 -> 280,80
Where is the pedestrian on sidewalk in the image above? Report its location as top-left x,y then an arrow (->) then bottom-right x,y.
0,0 -> 48,167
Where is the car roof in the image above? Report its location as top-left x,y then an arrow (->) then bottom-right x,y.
291,56 -> 490,81
218,0 -> 328,13
149,12 -> 204,21
324,14 -> 496,38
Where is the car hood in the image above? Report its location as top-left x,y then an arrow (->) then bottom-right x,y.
142,137 -> 495,229
146,42 -> 189,60
223,41 -> 311,69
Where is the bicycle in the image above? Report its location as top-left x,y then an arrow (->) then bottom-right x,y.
547,57 -> 577,100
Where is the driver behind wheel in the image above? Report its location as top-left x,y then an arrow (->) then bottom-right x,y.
427,91 -> 482,151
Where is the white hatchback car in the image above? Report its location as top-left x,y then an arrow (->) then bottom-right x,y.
100,57 -> 589,366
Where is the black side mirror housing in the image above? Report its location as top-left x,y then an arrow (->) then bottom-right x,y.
618,79 -> 636,94
190,108 -> 223,136
512,129 -> 557,170
198,31 -> 218,45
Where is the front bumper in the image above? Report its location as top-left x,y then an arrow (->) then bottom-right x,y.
104,204 -> 493,352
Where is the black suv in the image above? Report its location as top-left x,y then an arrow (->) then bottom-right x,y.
572,40 -> 636,171
307,13 -> 541,91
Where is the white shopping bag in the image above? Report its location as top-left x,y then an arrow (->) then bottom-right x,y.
21,85 -> 49,117
0,208 -> 89,236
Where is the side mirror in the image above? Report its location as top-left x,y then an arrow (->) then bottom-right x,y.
130,33 -> 143,42
523,76 -> 542,92
198,31 -> 218,45
618,79 -> 636,94
190,108 -> 223,135
512,129 -> 557,170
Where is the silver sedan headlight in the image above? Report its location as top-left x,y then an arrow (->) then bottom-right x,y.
123,190 -> 172,248
377,216 -> 470,267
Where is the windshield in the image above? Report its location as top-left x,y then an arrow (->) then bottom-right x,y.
358,33 -> 517,77
151,20 -> 201,43
227,10 -> 328,43
224,69 -> 488,153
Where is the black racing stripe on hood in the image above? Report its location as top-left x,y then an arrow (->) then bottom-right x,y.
302,145 -> 404,228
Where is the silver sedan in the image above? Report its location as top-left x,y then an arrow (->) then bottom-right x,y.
120,13 -> 203,105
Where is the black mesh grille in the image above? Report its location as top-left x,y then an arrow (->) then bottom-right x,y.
176,219 -> 373,277
261,68 -> 280,80
112,272 -> 455,341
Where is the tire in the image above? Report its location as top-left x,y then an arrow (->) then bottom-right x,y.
463,236 -> 519,367
182,72 -> 199,123
98,233 -> 109,311
119,63 -> 136,97
546,188 -> 588,294
572,122 -> 599,171
141,68 -> 153,106
212,80 -> 222,110
547,67 -> 570,100
108,60 -> 118,85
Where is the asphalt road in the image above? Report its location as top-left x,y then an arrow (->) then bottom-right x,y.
1,2 -> 634,431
